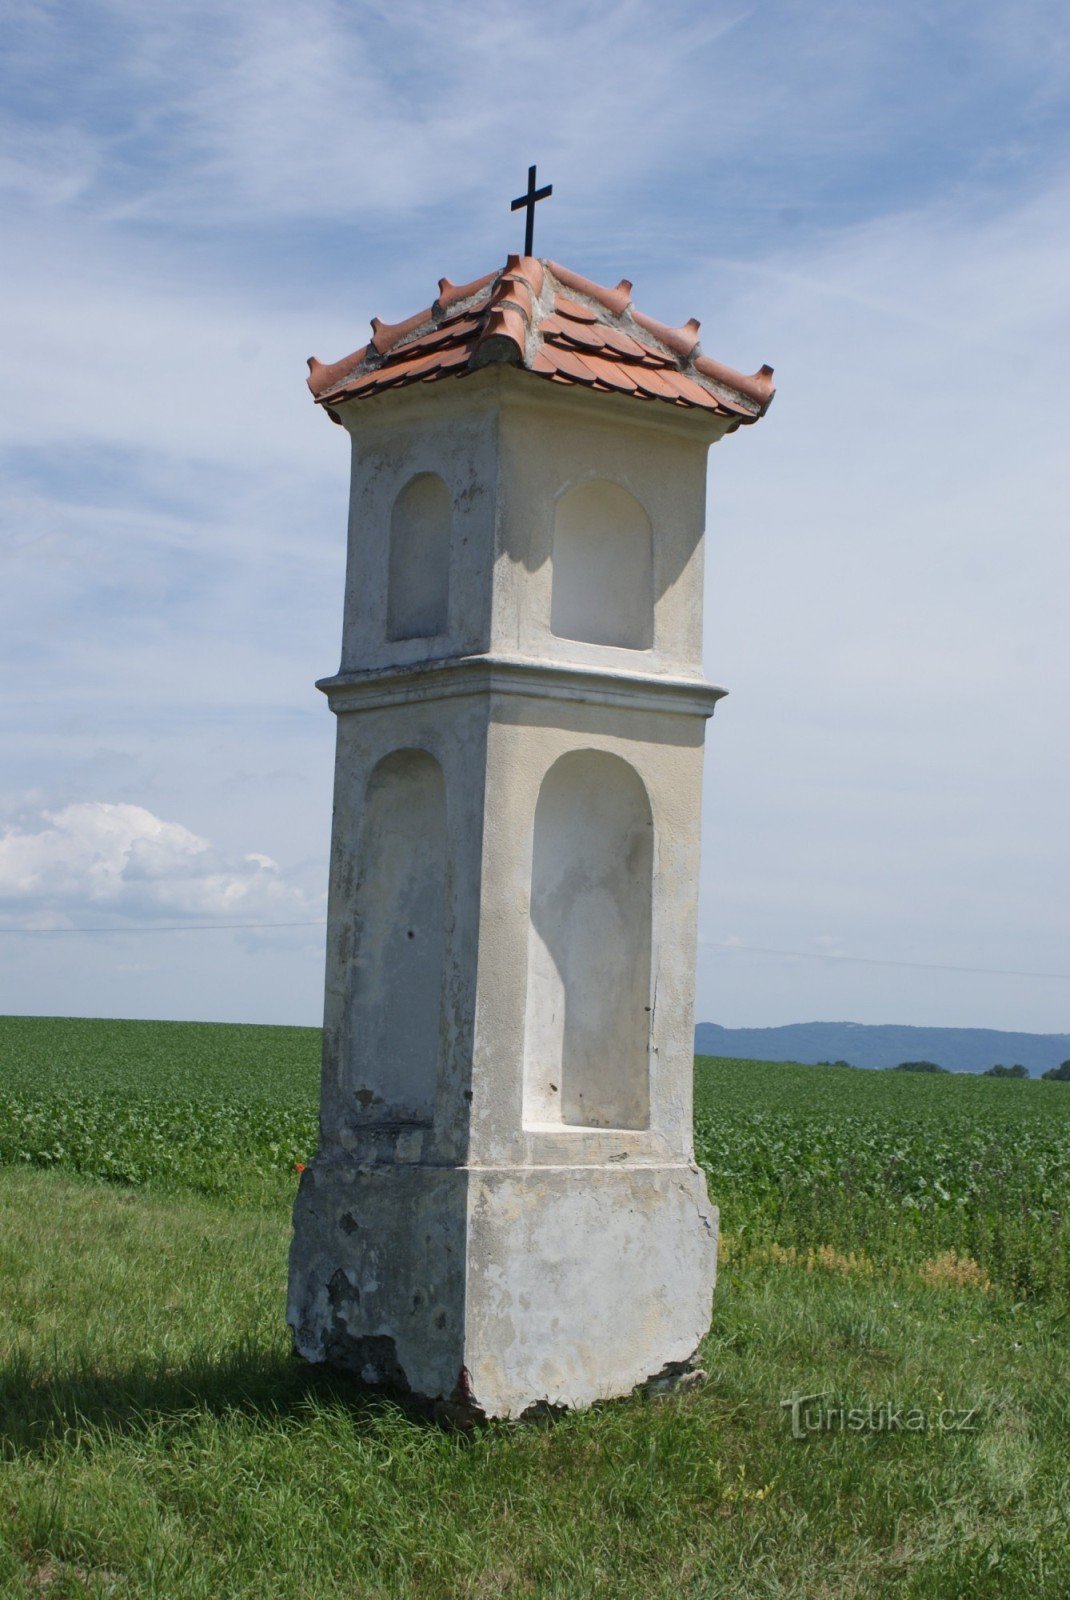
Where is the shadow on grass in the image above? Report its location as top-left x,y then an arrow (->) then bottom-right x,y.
0,1341 -> 445,1456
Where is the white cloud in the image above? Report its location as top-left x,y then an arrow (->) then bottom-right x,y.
0,802 -> 324,927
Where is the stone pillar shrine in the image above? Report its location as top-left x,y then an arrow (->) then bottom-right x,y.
288,251 -> 773,1418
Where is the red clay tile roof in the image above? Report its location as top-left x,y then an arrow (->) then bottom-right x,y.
308,257 -> 774,427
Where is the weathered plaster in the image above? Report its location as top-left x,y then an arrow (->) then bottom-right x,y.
288,363 -> 729,1417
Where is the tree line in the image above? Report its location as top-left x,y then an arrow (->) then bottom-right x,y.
819,1059 -> 1070,1080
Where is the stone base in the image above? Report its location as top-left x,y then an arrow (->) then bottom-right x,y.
288,1156 -> 717,1419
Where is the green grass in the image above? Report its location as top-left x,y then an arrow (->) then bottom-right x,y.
1,1018 -> 1069,1597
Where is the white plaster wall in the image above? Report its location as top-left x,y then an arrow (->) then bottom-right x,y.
470,691 -> 707,1169
313,664 -> 713,1169
523,749 -> 653,1130
493,375 -> 726,678
464,1163 -> 717,1416
292,369 -> 730,1414
318,693 -> 489,1166
550,481 -> 654,650
387,473 -> 451,641
289,1149 -> 717,1416
346,748 -> 447,1123
335,381 -> 500,672
332,370 -> 728,683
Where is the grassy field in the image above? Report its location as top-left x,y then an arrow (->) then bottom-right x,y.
1,1016 -> 1069,1598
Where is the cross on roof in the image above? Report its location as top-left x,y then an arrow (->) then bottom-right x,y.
511,165 -> 552,257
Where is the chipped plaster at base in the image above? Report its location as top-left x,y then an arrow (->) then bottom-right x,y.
287,1158 -> 717,1418
287,1158 -> 468,1402
464,1162 -> 717,1417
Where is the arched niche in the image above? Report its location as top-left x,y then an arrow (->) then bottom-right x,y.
550,480 -> 653,650
348,748 -> 447,1123
387,473 -> 451,641
523,750 -> 653,1130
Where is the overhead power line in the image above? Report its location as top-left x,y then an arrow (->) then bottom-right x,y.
0,922 -> 1065,983
0,919 -> 328,935
705,941 -> 1070,983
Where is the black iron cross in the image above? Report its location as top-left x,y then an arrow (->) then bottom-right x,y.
511,165 -> 552,257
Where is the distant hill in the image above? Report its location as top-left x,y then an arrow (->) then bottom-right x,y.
694,1021 -> 1070,1077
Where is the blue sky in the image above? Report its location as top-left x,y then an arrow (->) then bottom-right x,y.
1,0 -> 1068,1031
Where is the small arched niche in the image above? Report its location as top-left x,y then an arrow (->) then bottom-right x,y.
550,480 -> 653,650
523,750 -> 653,1130
348,748 -> 447,1123
387,473 -> 451,641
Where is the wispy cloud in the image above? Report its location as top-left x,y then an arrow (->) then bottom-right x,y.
1,1 -> 1068,1026
7,0 -> 1065,249
4,0 -> 749,231
695,169 -> 1070,1027
0,801 -> 324,928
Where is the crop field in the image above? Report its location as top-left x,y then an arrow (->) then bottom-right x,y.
0,1017 -> 319,1201
693,1058 -> 1070,1304
2,1014 -> 1067,1301
1,1015 -> 1069,1598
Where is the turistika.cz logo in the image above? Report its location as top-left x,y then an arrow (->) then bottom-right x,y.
781,1392 -> 982,1440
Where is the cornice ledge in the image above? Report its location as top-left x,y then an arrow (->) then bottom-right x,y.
316,654 -> 726,718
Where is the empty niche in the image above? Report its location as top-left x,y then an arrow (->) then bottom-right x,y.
387,472 -> 451,641
550,480 -> 653,650
348,749 -> 447,1123
523,750 -> 653,1130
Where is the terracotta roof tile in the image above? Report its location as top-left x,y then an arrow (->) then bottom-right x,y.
630,365 -> 685,402
631,310 -> 702,361
407,315 -> 482,351
543,344 -> 602,385
307,348 -> 368,398
554,295 -> 601,324
693,352 -> 776,409
506,253 -> 544,298
549,320 -> 608,353
669,370 -> 728,408
333,367 -> 383,396
545,262 -> 633,315
472,311 -> 525,365
594,324 -> 654,362
309,259 -> 774,426
370,306 -> 437,356
592,359 -> 641,394
435,269 -> 499,314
